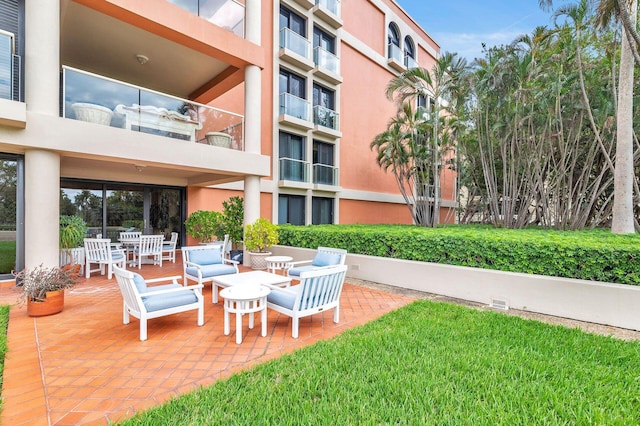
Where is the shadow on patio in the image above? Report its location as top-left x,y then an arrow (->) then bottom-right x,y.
0,254 -> 414,425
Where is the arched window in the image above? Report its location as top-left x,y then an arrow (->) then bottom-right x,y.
404,36 -> 416,68
387,22 -> 401,61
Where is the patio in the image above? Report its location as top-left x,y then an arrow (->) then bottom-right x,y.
0,255 -> 414,425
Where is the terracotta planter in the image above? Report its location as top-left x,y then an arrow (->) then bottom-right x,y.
26,290 -> 65,317
249,252 -> 271,270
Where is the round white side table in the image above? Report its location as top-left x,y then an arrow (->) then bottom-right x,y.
219,284 -> 271,344
265,255 -> 293,275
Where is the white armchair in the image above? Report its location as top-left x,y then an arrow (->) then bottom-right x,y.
162,232 -> 179,263
182,245 -> 239,302
133,235 -> 164,269
84,238 -> 127,280
287,247 -> 347,277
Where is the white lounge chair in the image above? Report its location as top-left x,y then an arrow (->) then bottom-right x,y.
287,247 -> 347,277
84,238 -> 127,280
267,265 -> 348,338
182,245 -> 239,301
133,235 -> 164,269
162,232 -> 179,263
113,266 -> 204,341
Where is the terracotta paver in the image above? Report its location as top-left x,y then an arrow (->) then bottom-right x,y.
0,255 -> 414,425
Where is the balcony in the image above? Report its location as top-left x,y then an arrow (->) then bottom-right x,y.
166,0 -> 245,37
387,43 -> 405,72
279,93 -> 313,130
279,28 -> 314,71
62,67 -> 244,149
279,157 -> 312,188
313,0 -> 343,28
404,54 -> 418,70
313,46 -> 342,85
313,163 -> 339,188
312,105 -> 341,138
0,31 -> 21,102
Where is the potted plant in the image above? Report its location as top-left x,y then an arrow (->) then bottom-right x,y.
221,196 -> 244,261
15,264 -> 78,317
185,210 -> 224,244
59,215 -> 88,275
244,218 -> 279,270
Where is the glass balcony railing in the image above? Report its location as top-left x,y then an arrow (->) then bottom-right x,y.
62,66 -> 244,149
313,163 -> 338,186
167,0 -> 245,37
279,92 -> 311,121
0,31 -> 21,101
388,43 -> 403,63
280,157 -> 310,182
404,54 -> 418,69
280,27 -> 311,59
313,46 -> 339,74
315,0 -> 340,16
313,105 -> 339,130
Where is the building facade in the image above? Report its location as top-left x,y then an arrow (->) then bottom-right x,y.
0,0 -> 455,275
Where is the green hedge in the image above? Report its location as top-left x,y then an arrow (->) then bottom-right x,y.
277,225 -> 640,285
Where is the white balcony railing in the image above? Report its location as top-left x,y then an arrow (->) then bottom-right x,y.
280,27 -> 311,59
280,92 -> 311,121
62,66 -> 244,149
167,0 -> 245,37
315,0 -> 340,16
313,105 -> 339,130
388,43 -> 403,63
313,46 -> 339,74
404,54 -> 418,69
313,163 -> 339,186
280,157 -> 310,182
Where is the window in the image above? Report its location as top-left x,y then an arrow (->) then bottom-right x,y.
404,36 -> 417,68
417,94 -> 427,110
387,22 -> 401,61
279,194 -> 305,225
279,6 -> 306,37
312,197 -> 334,224
313,83 -> 336,128
313,141 -> 335,185
313,26 -> 335,53
279,132 -> 307,182
279,69 -> 308,119
0,31 -> 14,100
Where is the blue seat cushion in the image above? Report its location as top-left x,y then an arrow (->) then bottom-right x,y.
141,284 -> 199,312
132,273 -> 147,293
189,248 -> 221,266
288,265 -> 316,277
267,286 -> 300,310
186,264 -> 236,279
312,251 -> 342,267
112,253 -> 124,260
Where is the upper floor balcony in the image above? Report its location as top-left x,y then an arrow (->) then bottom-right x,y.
313,0 -> 342,28
279,93 -> 313,130
313,46 -> 342,85
312,105 -> 341,138
313,163 -> 339,187
387,43 -> 405,72
0,30 -> 25,128
404,54 -> 418,70
63,67 -> 244,149
279,28 -> 314,71
166,0 -> 245,37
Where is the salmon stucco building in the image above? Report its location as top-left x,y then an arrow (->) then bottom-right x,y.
0,0 -> 456,275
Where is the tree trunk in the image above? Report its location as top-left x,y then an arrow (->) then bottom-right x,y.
612,0 -> 637,234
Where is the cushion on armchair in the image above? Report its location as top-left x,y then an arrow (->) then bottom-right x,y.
142,287 -> 199,312
186,263 -> 236,278
287,265 -> 316,277
189,248 -> 222,265
312,251 -> 342,267
267,286 -> 300,310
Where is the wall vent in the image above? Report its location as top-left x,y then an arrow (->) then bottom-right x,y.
490,298 -> 509,310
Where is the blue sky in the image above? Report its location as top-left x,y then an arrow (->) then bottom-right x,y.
395,0 -> 555,62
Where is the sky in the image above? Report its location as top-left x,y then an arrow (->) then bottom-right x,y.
395,0 -> 556,62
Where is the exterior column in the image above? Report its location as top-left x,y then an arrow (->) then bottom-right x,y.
25,0 -> 59,115
24,150 -> 60,269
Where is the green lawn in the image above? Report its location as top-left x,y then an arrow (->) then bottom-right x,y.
0,305 -> 9,411
118,300 -> 640,425
0,242 -> 15,274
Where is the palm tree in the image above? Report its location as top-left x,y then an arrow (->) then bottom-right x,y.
540,0 -> 638,233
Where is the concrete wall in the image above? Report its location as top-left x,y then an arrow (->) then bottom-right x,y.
271,245 -> 640,331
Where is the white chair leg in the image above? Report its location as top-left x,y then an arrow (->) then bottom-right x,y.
197,305 -> 204,326
292,317 -> 299,339
333,306 -> 340,323
123,303 -> 130,324
140,318 -> 147,341
85,261 -> 90,279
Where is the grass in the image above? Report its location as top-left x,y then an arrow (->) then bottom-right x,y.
0,305 -> 9,411
118,300 -> 640,425
0,242 -> 15,274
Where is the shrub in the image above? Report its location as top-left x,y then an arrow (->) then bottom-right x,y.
185,210 -> 224,243
244,218 -> 278,253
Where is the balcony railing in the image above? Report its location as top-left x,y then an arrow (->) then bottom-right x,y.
167,0 -> 245,37
313,163 -> 338,186
280,157 -> 310,182
313,105 -> 339,130
313,46 -> 339,74
315,0 -> 340,16
387,43 -> 403,63
279,92 -> 310,121
62,66 -> 244,149
404,54 -> 418,69
279,27 -> 311,59
0,31 -> 21,102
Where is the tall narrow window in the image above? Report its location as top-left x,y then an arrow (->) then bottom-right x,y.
312,197 -> 334,224
312,26 -> 338,73
313,140 -> 335,185
404,36 -> 416,68
279,6 -> 309,58
387,23 -> 401,61
279,69 -> 308,119
279,194 -> 305,225
280,6 -> 306,37
279,132 -> 307,182
0,31 -> 14,100
312,84 -> 336,129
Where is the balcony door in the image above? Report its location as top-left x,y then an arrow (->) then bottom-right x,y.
61,180 -> 184,244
